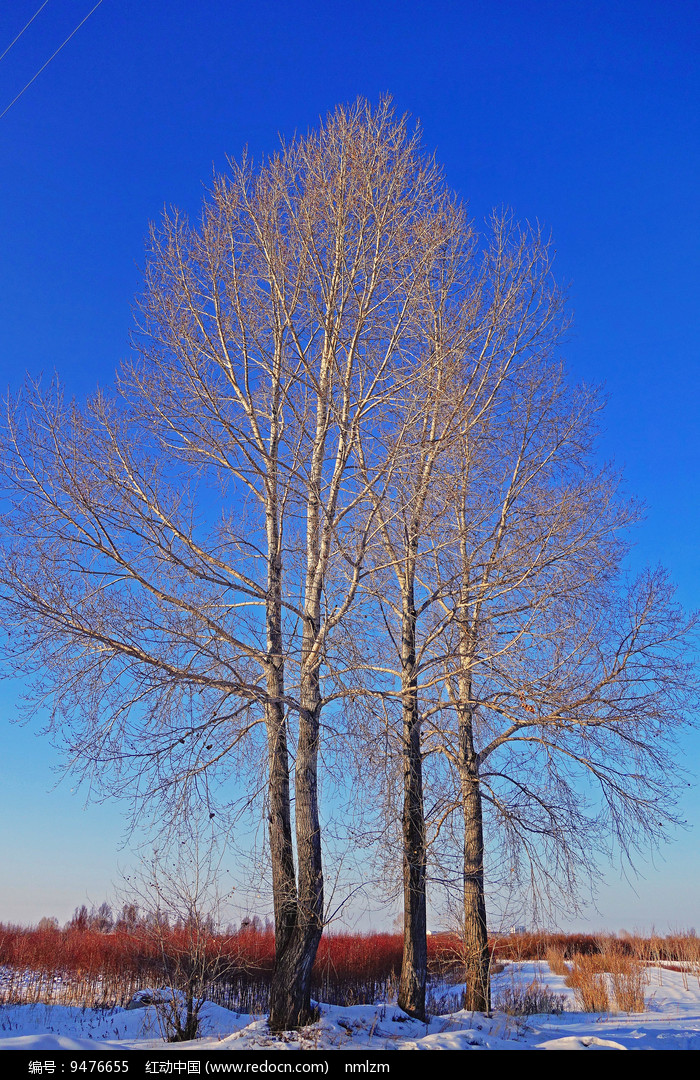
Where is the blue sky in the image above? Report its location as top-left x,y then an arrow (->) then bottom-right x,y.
0,0 -> 698,931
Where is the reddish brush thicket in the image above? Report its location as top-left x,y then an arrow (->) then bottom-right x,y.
0,924 -> 147,977
314,933 -> 403,977
0,923 -> 405,1009
0,923 -> 274,980
0,924 -> 406,980
311,933 -> 404,1005
2,924 -> 698,1010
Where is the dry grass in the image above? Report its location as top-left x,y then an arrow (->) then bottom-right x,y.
491,930 -> 700,963
565,954 -> 611,1012
606,947 -> 647,1011
491,931 -> 600,961
610,962 -> 646,1012
545,947 -> 568,976
564,948 -> 647,1013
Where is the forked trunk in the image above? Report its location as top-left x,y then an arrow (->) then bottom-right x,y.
268,912 -> 322,1030
265,519 -> 315,1029
269,683 -> 324,1030
267,688 -> 324,1031
268,533 -> 325,1029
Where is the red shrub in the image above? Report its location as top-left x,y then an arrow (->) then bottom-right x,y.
3,921 -> 696,1010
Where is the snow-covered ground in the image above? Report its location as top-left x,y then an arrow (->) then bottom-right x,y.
2,962 -> 700,1051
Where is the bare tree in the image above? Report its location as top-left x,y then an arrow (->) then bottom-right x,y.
0,98 -> 468,1030
121,834 -> 237,1042
348,215 -> 568,1019
427,357 -> 698,1010
332,215 -> 697,1019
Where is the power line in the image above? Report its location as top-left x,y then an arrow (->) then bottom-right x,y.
0,0 -> 52,65
0,0 -> 105,122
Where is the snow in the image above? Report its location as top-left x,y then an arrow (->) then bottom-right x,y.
2,962 -> 700,1051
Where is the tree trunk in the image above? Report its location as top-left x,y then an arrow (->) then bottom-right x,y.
458,702 -> 490,1012
265,679 -> 299,1003
265,607 -> 296,954
268,690 -> 323,1030
267,909 -> 322,1030
398,601 -> 427,1020
264,513 -> 308,1030
268,452 -> 325,1030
